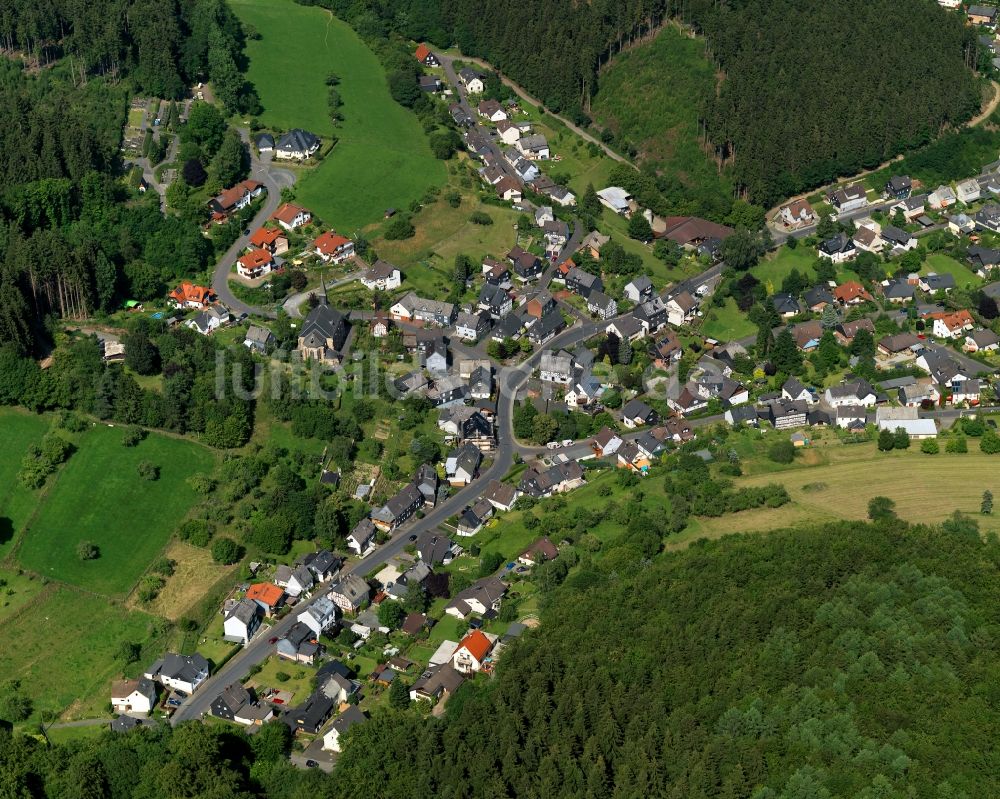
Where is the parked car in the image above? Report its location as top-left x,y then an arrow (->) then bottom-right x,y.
546,441 -> 561,449
561,439 -> 574,447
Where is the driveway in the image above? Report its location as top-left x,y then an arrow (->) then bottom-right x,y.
211,130 -> 297,319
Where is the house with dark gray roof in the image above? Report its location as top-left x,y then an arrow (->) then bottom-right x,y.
371,483 -> 424,531
297,302 -> 348,362
275,129 -> 320,160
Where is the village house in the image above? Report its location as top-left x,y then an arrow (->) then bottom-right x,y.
496,119 -> 521,145
517,134 -> 550,160
624,275 -> 654,304
478,283 -> 513,318
144,653 -> 209,695
313,231 -> 355,264
764,399 -> 808,430
274,563 -> 314,598
540,349 -> 574,383
818,232 -> 857,263
885,175 -> 912,199
621,398 -> 658,428
414,43 -> 439,66
347,518 -> 377,556
458,67 -> 485,93
328,574 -> 371,615
666,291 -> 697,326
208,179 -> 264,220
778,199 -> 817,227
446,443 -> 483,487
965,328 -> 1000,352
607,315 -> 646,344
322,706 -> 368,753
949,213 -> 976,235
285,692 -> 335,735
825,378 -> 878,407
223,598 -> 263,645
580,230 -> 610,259
111,678 -> 157,716
419,75 -> 443,93
518,537 -> 559,566
361,260 -> 401,290
587,290 -> 618,320
926,309 -> 975,339
249,226 -> 288,255
452,630 -> 497,675
390,292 -> 457,326
918,273 -> 956,294
236,248 -> 276,280
185,305 -> 232,336
372,483 -> 424,531
275,129 -> 320,160
833,281 -> 873,306
852,225 -> 884,254
881,278 -> 916,304
928,184 -> 957,209
880,226 -> 917,253
527,308 -> 565,345
834,318 -> 875,346
828,184 -> 868,214
445,576 -> 507,619
518,461 -> 586,499
211,684 -> 273,727
298,596 -> 338,637
591,426 -> 624,457
438,406 -> 496,451
245,582 -> 285,617
891,195 -> 926,223
169,282 -> 216,310
409,664 -> 465,702
478,99 -> 507,122
455,309 -> 491,342
271,202 -> 312,231
969,5 -> 998,26
957,178 -> 981,204
483,479 -> 520,512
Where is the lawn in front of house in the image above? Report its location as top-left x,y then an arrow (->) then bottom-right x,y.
230,0 -> 446,232
751,246 -> 818,290
0,408 -> 50,557
17,425 -> 216,596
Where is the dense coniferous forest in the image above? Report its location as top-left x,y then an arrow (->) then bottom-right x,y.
316,0 -> 980,207
2,518 -> 999,797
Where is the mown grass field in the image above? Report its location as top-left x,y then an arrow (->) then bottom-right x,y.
231,0 -> 445,232
17,426 -> 215,596
0,410 -> 49,556
590,24 -> 730,203
0,585 -> 158,720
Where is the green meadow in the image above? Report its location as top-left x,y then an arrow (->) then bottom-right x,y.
231,0 -> 446,232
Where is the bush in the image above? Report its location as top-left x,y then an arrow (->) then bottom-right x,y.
980,431 -> 1000,454
150,557 -> 176,576
946,435 -> 968,453
178,519 -> 215,547
76,541 -> 99,561
867,496 -> 897,521
920,439 -> 939,454
211,537 -> 243,565
469,211 -> 493,225
275,671 -> 291,683
137,461 -> 159,480
383,215 -> 415,240
121,426 -> 145,447
768,440 -> 796,464
187,474 -> 216,494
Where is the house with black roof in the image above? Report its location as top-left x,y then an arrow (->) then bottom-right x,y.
275,129 -> 320,160
885,175 -> 911,199
527,309 -> 565,345
285,692 -> 334,734
297,302 -> 348,363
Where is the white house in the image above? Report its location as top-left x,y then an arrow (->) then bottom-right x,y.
313,231 -> 355,264
274,129 -> 320,160
451,630 -> 496,675
322,706 -> 367,752
275,564 -> 315,598
928,310 -> 975,339
271,202 -> 312,231
144,653 -> 209,695
824,379 -> 877,407
666,292 -> 697,326
236,248 -> 275,280
223,598 -> 263,646
956,178 -> 981,204
185,306 -> 231,336
298,596 -> 338,637
496,120 -> 521,145
361,260 -> 401,291
778,199 -> 816,227
459,67 -> 485,94
111,678 -> 157,715
928,185 -> 957,209
347,519 -> 376,556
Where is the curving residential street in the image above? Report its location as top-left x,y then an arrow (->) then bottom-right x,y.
211,129 -> 297,319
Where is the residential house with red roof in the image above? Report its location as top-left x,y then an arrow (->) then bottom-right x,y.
208,180 -> 264,221
778,199 -> 816,227
271,203 -> 312,231
833,281 -> 873,305
925,309 -> 975,339
249,227 -> 288,255
237,248 -> 276,279
245,583 -> 285,617
414,44 -> 438,66
313,231 -> 355,264
452,630 -> 496,674
169,282 -> 216,310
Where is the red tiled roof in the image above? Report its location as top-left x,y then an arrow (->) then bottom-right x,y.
415,44 -> 431,62
271,202 -> 310,225
314,230 -> 351,255
925,309 -> 974,330
169,282 -> 215,305
239,248 -> 274,269
246,583 -> 284,607
833,281 -> 872,302
457,630 -> 492,662
250,227 -> 284,248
